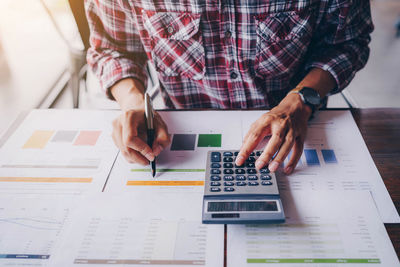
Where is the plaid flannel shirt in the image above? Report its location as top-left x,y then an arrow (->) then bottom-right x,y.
85,0 -> 373,109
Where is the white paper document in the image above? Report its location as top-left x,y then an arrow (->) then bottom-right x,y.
106,111 -> 243,193
241,110 -> 399,223
0,109 -> 119,195
50,192 -> 224,267
0,195 -> 79,266
228,191 -> 399,266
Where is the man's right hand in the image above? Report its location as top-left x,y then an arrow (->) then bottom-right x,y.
110,78 -> 170,165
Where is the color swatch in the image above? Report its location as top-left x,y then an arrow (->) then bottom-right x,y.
73,131 -> 101,146
304,149 -> 320,166
197,134 -> 221,147
23,130 -> 54,149
51,130 -> 78,143
321,149 -> 338,164
0,177 -> 92,183
126,181 -> 204,186
170,134 -> 196,151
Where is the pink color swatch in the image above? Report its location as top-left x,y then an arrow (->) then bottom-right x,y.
73,131 -> 101,146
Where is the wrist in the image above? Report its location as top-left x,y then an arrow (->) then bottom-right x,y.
279,93 -> 312,120
111,78 -> 145,111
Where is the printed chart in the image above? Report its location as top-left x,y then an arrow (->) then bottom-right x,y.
106,111 -> 243,192
0,196 -> 77,266
50,192 -> 224,266
228,191 -> 399,266
241,110 -> 399,223
0,109 -> 119,195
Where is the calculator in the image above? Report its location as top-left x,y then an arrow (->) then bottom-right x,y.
202,150 -> 285,224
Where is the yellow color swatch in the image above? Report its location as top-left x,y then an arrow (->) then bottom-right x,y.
0,177 -> 92,183
127,180 -> 204,186
23,130 -> 54,149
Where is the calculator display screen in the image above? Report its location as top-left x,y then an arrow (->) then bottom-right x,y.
207,201 -> 278,212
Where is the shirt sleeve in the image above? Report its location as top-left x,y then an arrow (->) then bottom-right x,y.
84,0 -> 148,99
305,0 -> 374,93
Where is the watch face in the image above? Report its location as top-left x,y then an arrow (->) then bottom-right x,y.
301,87 -> 321,106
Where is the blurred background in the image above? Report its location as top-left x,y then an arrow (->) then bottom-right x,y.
0,0 -> 399,137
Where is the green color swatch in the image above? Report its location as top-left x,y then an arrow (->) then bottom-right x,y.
197,134 -> 221,147
247,258 -> 380,264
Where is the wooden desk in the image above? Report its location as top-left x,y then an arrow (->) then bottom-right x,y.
351,108 -> 400,258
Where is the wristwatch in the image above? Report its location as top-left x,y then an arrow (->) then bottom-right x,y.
288,86 -> 322,115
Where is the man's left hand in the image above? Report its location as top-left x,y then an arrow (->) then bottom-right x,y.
235,93 -> 312,174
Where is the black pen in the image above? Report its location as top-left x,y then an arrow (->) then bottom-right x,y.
145,93 -> 156,177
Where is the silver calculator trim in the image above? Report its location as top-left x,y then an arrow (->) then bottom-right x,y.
203,199 -> 281,214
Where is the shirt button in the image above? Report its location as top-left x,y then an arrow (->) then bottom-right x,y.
230,72 -> 238,79
225,30 -> 232,38
167,26 -> 174,34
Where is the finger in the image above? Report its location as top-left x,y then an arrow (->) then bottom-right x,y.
284,136 -> 305,174
153,114 -> 171,156
268,130 -> 295,172
255,131 -> 284,170
121,148 -> 149,166
236,117 -> 272,166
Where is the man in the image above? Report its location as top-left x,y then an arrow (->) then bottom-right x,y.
85,0 -> 373,174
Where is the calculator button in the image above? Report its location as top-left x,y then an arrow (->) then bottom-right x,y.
224,175 -> 234,181
246,157 -> 256,163
235,169 -> 245,174
223,157 -> 233,162
246,162 -> 255,168
211,175 -> 221,181
248,175 -> 258,180
256,151 -> 262,156
223,151 -> 233,156
235,164 -> 245,168
248,181 -> 259,186
211,187 -> 221,192
260,175 -> 272,180
223,163 -> 234,168
247,169 -> 257,174
211,163 -> 221,168
234,151 -> 239,156
211,169 -> 221,174
224,181 -> 234,186
224,187 -> 235,192
262,181 -> 273,186
224,169 -> 234,174
236,181 -> 247,186
236,175 -> 246,181
210,181 -> 221,186
250,152 -> 255,156
260,168 -> 270,174
211,152 -> 221,162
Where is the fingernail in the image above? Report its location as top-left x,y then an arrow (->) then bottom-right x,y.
269,161 -> 279,172
284,166 -> 293,174
255,160 -> 265,170
235,155 -> 244,165
145,152 -> 155,161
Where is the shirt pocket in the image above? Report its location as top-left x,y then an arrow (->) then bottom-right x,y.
142,11 -> 205,80
254,11 -> 313,79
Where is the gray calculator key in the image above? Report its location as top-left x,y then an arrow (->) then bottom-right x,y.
247,169 -> 257,174
260,168 -> 270,174
248,175 -> 258,180
236,175 -> 246,181
223,151 -> 233,156
248,181 -> 259,186
246,157 -> 256,163
211,187 -> 221,192
211,152 -> 221,162
260,175 -> 272,180
224,187 -> 235,192
235,169 -> 245,174
224,169 -> 234,174
236,181 -> 246,186
262,181 -> 273,186
211,181 -> 221,186
224,175 -> 234,181
246,162 -> 255,168
224,157 -> 233,162
211,175 -> 221,181
211,163 -> 221,168
211,169 -> 221,174
235,164 -> 245,168
223,163 -> 234,168
224,181 -> 234,186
